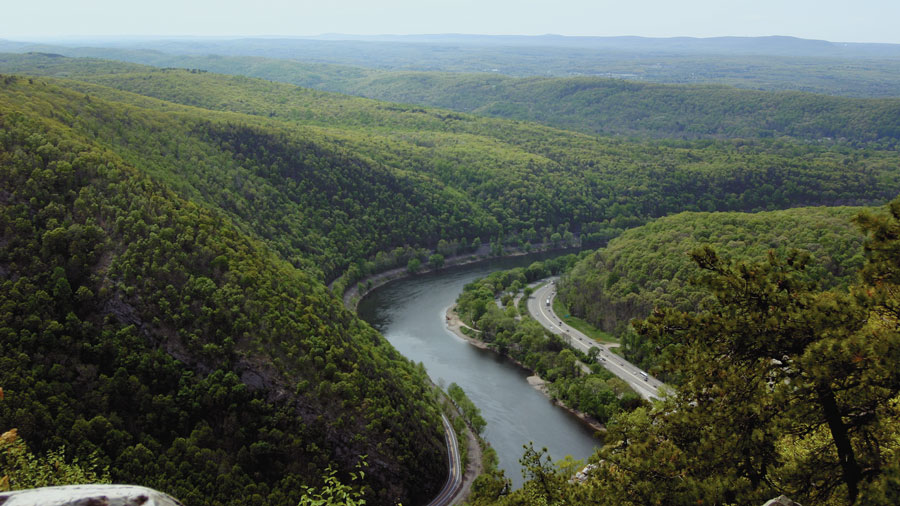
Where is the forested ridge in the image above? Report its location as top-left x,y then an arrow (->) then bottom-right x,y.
557,206 -> 870,357
269,70 -> 900,145
351,75 -> 900,145
6,37 -> 900,99
4,52 -> 900,145
2,53 -> 900,506
0,76 -> 448,505
0,66 -> 501,286
4,55 -> 900,260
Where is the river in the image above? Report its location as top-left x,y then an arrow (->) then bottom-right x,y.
356,253 -> 601,489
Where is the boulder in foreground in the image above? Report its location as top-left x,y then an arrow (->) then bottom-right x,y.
0,485 -> 182,506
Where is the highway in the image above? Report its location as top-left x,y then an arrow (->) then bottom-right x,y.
426,414 -> 463,506
527,278 -> 665,401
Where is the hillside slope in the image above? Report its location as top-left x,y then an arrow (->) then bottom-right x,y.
5,55 -> 900,292
0,75 -> 446,506
326,73 -> 900,144
469,200 -> 900,506
557,206 -> 870,370
3,52 -> 900,144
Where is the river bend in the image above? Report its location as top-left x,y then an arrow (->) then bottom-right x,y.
357,254 -> 600,489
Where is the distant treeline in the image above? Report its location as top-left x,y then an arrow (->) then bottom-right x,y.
5,36 -> 900,98
4,52 -> 900,145
327,74 -> 900,146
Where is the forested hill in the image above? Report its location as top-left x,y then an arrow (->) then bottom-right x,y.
556,206 -> 870,369
317,73 -> 900,145
466,206 -> 900,506
0,76 -> 447,505
3,52 -> 900,145
0,60 -> 502,285
4,54 -> 900,284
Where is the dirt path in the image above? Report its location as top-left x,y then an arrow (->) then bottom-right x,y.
444,304 -> 489,350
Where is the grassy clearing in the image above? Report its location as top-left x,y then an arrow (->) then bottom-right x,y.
552,296 -> 620,345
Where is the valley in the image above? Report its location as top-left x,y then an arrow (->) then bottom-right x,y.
1,32 -> 900,506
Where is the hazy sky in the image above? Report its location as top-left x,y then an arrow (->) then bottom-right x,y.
3,0 -> 899,44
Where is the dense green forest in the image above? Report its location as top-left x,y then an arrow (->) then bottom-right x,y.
0,75 -> 448,505
468,199 -> 900,506
3,52 -> 900,145
4,55 -> 900,264
556,206 -> 870,371
3,52 -> 900,506
316,74 -> 900,145
0,59 -> 504,287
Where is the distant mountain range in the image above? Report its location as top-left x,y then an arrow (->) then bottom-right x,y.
9,34 -> 900,58
4,34 -> 900,99
296,33 -> 900,58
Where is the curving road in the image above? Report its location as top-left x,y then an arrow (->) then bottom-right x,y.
527,278 -> 665,401
426,414 -> 463,506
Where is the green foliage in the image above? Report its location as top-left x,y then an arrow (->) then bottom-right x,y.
318,73 -> 900,146
3,56 -> 900,290
468,444 -> 593,506
0,87 -> 446,505
0,429 -> 110,491
298,460 -> 368,506
619,240 -> 900,504
558,206 -> 870,372
475,199 -> 900,506
428,253 -> 444,270
446,383 -> 486,435
10,51 -> 900,144
454,257 -> 641,424
3,53 -> 900,506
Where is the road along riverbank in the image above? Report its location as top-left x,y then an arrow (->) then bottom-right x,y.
445,304 -> 606,433
356,253 -> 600,490
528,279 -> 667,401
334,243 -> 581,311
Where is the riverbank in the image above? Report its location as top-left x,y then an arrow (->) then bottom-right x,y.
357,253 -> 600,488
444,304 -> 489,350
444,305 -> 605,434
334,243 -> 582,311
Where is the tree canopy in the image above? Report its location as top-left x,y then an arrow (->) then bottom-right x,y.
471,200 -> 900,505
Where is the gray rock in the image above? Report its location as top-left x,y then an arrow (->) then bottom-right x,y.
762,495 -> 801,506
0,485 -> 183,506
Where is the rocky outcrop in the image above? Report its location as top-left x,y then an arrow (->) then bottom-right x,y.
0,484 -> 803,505
763,496 -> 801,506
0,485 -> 182,506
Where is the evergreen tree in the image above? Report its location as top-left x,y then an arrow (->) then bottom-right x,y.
623,230 -> 900,503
